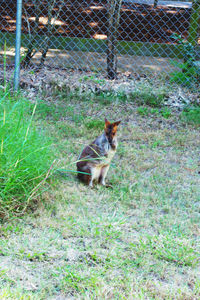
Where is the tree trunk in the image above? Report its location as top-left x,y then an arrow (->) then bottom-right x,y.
23,0 -> 40,67
107,0 -> 122,79
39,0 -> 65,67
154,0 -> 158,8
23,0 -> 64,67
39,0 -> 54,67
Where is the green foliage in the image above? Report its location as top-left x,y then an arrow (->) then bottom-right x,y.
0,92 -> 54,218
137,106 -> 171,118
137,107 -> 149,116
84,118 -> 105,130
171,33 -> 195,62
45,81 -> 168,109
181,106 -> 200,125
129,89 -> 166,108
170,61 -> 199,86
79,75 -> 106,85
170,34 -> 199,86
160,107 -> 172,119
94,90 -> 127,105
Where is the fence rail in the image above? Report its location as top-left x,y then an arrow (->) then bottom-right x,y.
0,0 -> 199,84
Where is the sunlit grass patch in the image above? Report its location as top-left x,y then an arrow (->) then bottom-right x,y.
0,90 -> 199,299
130,235 -> 199,267
0,286 -> 41,300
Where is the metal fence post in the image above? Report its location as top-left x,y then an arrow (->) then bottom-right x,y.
14,0 -> 23,91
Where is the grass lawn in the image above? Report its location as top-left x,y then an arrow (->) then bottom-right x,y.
0,90 -> 200,299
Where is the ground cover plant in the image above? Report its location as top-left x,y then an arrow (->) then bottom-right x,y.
0,88 -> 199,299
181,106 -> 200,125
170,34 -> 200,87
0,90 -> 54,218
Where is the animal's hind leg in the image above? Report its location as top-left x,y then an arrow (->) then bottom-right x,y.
77,167 -> 91,186
84,174 -> 91,186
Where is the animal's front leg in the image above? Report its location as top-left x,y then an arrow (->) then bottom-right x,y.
89,180 -> 93,188
89,172 -> 94,188
89,167 -> 97,188
99,165 -> 110,186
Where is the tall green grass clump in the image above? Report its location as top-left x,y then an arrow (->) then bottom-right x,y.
0,91 -> 54,219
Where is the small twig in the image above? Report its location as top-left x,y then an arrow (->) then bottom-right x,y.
23,6 -> 31,38
183,167 -> 198,173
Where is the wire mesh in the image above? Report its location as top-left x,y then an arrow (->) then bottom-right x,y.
0,0 -> 199,81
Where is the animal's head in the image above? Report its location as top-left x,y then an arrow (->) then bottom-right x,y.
104,118 -> 121,148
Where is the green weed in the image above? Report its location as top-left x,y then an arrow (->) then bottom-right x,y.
160,107 -> 172,118
137,106 -> 171,118
181,106 -> 200,125
79,75 -> 106,85
84,119 -> 104,130
170,34 -> 199,86
129,88 -> 166,107
137,107 -> 149,116
170,63 -> 199,86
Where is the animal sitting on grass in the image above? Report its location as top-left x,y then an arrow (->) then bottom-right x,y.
77,118 -> 121,187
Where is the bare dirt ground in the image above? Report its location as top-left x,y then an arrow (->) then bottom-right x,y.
0,48 -> 182,76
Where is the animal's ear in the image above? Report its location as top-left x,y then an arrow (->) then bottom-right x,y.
113,120 -> 121,126
105,118 -> 111,127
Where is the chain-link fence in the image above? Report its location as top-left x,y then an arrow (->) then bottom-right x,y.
0,0 -> 199,81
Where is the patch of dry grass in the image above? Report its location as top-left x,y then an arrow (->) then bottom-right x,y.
0,93 -> 199,299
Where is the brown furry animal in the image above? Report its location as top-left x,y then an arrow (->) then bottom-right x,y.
77,118 -> 121,187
